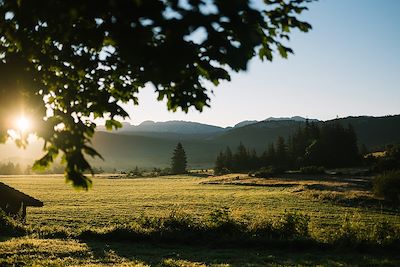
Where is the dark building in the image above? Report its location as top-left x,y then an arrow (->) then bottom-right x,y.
0,182 -> 43,221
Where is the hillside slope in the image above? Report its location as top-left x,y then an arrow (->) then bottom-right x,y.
333,115 -> 400,149
1,115 -> 399,170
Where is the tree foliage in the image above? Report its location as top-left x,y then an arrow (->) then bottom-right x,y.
373,171 -> 400,203
0,0 -> 313,188
171,142 -> 187,174
0,162 -> 22,175
214,121 -> 361,174
369,144 -> 400,173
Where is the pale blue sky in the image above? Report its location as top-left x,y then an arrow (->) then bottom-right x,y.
122,0 -> 400,127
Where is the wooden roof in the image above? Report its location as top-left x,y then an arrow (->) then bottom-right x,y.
0,182 -> 43,207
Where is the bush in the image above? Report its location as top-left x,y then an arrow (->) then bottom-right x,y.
0,210 -> 25,236
373,171 -> 400,203
214,167 -> 230,176
162,211 -> 196,232
370,144 -> 400,173
276,213 -> 310,240
253,166 -> 285,178
159,168 -> 173,176
373,157 -> 400,173
371,220 -> 400,245
333,214 -> 367,247
331,214 -> 400,248
299,166 -> 325,175
207,207 -> 243,234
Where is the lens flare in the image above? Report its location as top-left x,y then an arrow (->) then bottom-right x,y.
15,116 -> 31,132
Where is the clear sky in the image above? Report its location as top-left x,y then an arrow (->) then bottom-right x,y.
122,0 -> 400,127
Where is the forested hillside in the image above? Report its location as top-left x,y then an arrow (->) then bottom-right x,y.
333,116 -> 400,149
1,115 -> 399,170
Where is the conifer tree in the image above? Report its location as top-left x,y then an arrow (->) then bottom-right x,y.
224,147 -> 233,172
214,151 -> 226,175
267,143 -> 276,166
171,143 -> 187,174
276,136 -> 288,167
235,142 -> 249,171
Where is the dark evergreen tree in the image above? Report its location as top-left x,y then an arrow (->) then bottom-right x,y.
224,146 -> 234,172
213,121 -> 362,174
267,143 -> 276,166
214,151 -> 226,175
234,142 -> 249,172
249,148 -> 259,170
308,121 -> 321,140
360,144 -> 369,156
171,143 -> 187,174
304,122 -> 360,167
275,136 -> 288,167
131,166 -> 141,176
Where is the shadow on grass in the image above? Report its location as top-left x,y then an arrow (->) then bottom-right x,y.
306,187 -> 400,213
1,236 -> 399,266
83,240 -> 400,266
0,236 -> 12,242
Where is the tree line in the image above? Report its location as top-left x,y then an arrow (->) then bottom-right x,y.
0,162 -> 105,175
0,162 -> 25,175
214,121 -> 361,174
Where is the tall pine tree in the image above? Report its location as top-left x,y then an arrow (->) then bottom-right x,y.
214,151 -> 226,175
171,143 -> 187,174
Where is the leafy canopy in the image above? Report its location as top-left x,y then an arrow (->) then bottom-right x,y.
0,0 -> 313,189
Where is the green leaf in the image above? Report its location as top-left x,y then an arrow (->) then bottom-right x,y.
105,119 -> 123,131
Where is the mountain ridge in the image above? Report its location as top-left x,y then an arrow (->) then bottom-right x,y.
97,116 -> 318,134
1,115 -> 399,170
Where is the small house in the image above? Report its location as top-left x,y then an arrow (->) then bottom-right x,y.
0,182 -> 43,221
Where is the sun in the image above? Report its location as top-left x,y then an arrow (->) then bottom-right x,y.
15,116 -> 31,132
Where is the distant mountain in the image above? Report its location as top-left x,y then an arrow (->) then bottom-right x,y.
213,120 -> 305,152
105,120 -> 226,135
231,117 -> 318,129
332,115 -> 400,150
97,117 -> 317,134
1,115 -> 399,170
234,120 -> 258,128
91,115 -> 400,169
222,115 -> 400,152
90,131 -> 221,169
265,116 -> 318,122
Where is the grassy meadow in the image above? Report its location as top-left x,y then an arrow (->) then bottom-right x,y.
1,174 -> 400,266
1,174 -> 399,229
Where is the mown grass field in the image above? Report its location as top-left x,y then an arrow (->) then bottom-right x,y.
1,174 -> 400,266
1,174 -> 399,229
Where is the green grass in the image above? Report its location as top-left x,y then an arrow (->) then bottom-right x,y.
1,174 -> 400,266
1,237 -> 400,266
1,175 -> 398,230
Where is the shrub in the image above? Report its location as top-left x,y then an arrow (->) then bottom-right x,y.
207,207 -> 242,234
332,214 -> 400,247
299,166 -> 325,175
333,214 -> 367,246
162,211 -> 196,232
373,157 -> 399,173
276,213 -> 310,240
371,144 -> 400,173
0,210 -> 25,236
373,171 -> 400,203
159,168 -> 173,176
214,167 -> 230,176
253,166 -> 285,178
371,220 -> 399,245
